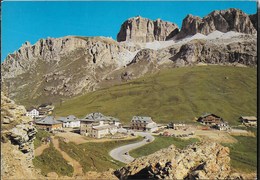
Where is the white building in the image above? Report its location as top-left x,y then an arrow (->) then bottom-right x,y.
57,115 -> 80,128
26,109 -> 40,118
87,123 -> 118,139
146,122 -> 159,132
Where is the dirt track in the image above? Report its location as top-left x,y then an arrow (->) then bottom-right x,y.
34,143 -> 49,156
52,137 -> 83,177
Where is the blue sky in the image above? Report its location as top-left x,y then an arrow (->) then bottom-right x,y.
1,1 -> 257,61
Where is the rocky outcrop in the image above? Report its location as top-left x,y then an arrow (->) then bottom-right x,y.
115,141 -> 231,179
128,49 -> 157,65
177,8 -> 256,39
1,92 -> 41,179
169,34 -> 257,67
117,16 -> 179,42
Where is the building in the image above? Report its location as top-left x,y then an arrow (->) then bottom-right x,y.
88,124 -> 118,138
80,112 -> 120,138
131,116 -> 158,132
239,116 -> 257,126
38,104 -> 54,117
35,116 -> 63,131
197,113 -> 223,125
167,122 -> 186,130
26,108 -> 40,118
57,115 -> 80,128
212,122 -> 230,131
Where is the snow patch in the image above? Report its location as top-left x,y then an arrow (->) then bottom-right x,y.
117,50 -> 139,67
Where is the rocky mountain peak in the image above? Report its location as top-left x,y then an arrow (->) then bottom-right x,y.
176,8 -> 257,39
117,16 -> 179,43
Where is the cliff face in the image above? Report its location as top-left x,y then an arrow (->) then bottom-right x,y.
1,36 -> 140,106
117,16 -> 179,42
1,92 -> 41,179
177,8 -> 256,39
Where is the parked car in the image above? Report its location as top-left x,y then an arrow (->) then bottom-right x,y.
146,139 -> 151,142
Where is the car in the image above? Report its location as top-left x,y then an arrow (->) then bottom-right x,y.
124,152 -> 129,155
146,139 -> 151,142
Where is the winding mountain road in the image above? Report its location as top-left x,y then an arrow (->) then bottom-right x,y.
109,132 -> 154,164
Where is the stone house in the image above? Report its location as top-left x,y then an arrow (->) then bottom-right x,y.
56,115 -> 80,128
35,116 -> 62,131
131,116 -> 158,132
239,116 -> 257,126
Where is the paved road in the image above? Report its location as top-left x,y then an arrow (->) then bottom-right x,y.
109,132 -> 155,164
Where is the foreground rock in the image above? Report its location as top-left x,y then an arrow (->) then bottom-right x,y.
1,92 -> 42,179
115,141 -> 231,179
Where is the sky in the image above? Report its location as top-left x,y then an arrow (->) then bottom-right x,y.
1,1 -> 257,61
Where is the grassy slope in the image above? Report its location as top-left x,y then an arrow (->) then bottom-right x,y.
34,129 -> 51,149
222,136 -> 257,173
33,143 -> 74,177
55,66 -> 256,125
130,136 -> 198,158
58,136 -> 143,173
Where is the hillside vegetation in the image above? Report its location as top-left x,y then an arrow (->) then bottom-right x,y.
55,66 -> 256,125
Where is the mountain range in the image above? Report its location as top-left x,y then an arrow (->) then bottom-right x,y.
1,8 -> 257,107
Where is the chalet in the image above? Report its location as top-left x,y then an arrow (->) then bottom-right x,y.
239,116 -> 257,126
26,108 -> 40,118
35,116 -> 62,131
198,113 -> 223,125
131,116 -> 158,132
57,115 -> 80,128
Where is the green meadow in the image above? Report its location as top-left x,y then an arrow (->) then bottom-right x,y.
55,66 -> 256,125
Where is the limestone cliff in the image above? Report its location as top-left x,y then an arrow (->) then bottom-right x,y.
176,8 -> 256,39
1,36 -> 139,106
117,16 -> 179,42
177,8 -> 256,39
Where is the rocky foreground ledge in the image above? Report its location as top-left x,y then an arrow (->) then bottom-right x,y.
115,141 -> 256,180
1,92 -> 42,179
